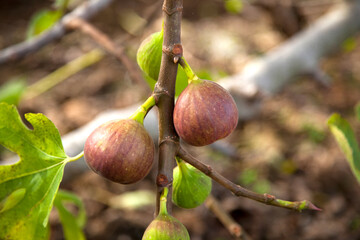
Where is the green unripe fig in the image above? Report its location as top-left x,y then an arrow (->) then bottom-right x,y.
137,30 -> 163,81
142,188 -> 190,240
136,30 -> 188,97
84,119 -> 154,184
172,159 -> 212,209
173,79 -> 238,146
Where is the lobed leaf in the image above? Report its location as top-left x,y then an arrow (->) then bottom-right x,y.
328,113 -> 360,184
0,103 -> 73,239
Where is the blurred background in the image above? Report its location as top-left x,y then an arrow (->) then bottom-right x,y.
0,0 -> 360,239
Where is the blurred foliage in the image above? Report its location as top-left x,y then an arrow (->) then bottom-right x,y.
238,168 -> 272,194
26,10 -> 62,39
54,190 -> 86,240
0,77 -> 27,105
280,159 -> 297,175
356,103 -> 360,121
328,109 -> 360,184
26,0 -> 71,39
224,0 -> 243,14
342,37 -> 357,53
302,123 -> 326,144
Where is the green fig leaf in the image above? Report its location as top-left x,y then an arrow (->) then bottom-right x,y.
54,190 -> 86,240
0,103 -> 78,239
328,113 -> 360,184
173,161 -> 212,209
0,77 -> 27,105
27,10 -> 63,39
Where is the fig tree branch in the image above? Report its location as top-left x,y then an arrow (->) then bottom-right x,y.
0,0 -> 113,65
177,147 -> 321,212
153,0 -> 183,214
65,17 -> 151,94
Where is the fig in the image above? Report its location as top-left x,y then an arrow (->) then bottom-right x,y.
136,30 -> 188,96
137,30 -> 163,81
142,188 -> 190,240
173,79 -> 238,146
172,158 -> 212,209
84,118 -> 154,184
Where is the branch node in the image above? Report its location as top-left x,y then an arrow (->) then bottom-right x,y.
156,174 -> 170,187
159,136 -> 180,148
162,43 -> 183,60
162,4 -> 183,15
154,84 -> 174,99
263,193 -> 276,203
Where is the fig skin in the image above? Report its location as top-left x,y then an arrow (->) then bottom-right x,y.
173,79 -> 238,146
137,31 -> 163,81
173,161 -> 212,209
142,214 -> 190,240
84,119 -> 154,184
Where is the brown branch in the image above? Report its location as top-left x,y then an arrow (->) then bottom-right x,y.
65,17 -> 151,94
0,0 -> 113,65
154,0 -> 183,214
205,194 -> 252,240
178,147 -> 321,212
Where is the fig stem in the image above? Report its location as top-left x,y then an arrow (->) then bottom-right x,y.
67,151 -> 84,163
179,56 -> 199,84
177,147 -> 322,212
130,95 -> 156,124
159,187 -> 169,216
175,157 -> 189,176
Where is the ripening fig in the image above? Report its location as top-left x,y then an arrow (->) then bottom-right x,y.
142,188 -> 190,240
173,159 -> 212,209
173,79 -> 238,146
84,118 -> 154,184
137,30 -> 163,81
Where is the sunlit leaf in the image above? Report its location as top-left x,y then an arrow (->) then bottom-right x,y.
27,10 -> 62,39
328,113 -> 360,184
0,103 -> 78,239
54,190 -> 86,240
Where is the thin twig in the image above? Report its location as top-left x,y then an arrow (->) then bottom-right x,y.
65,17 -> 151,93
23,48 -> 104,100
205,194 -> 252,240
178,147 -> 321,212
0,0 -> 113,65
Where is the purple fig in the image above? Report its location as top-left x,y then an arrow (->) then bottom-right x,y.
84,119 -> 154,184
173,79 -> 238,146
